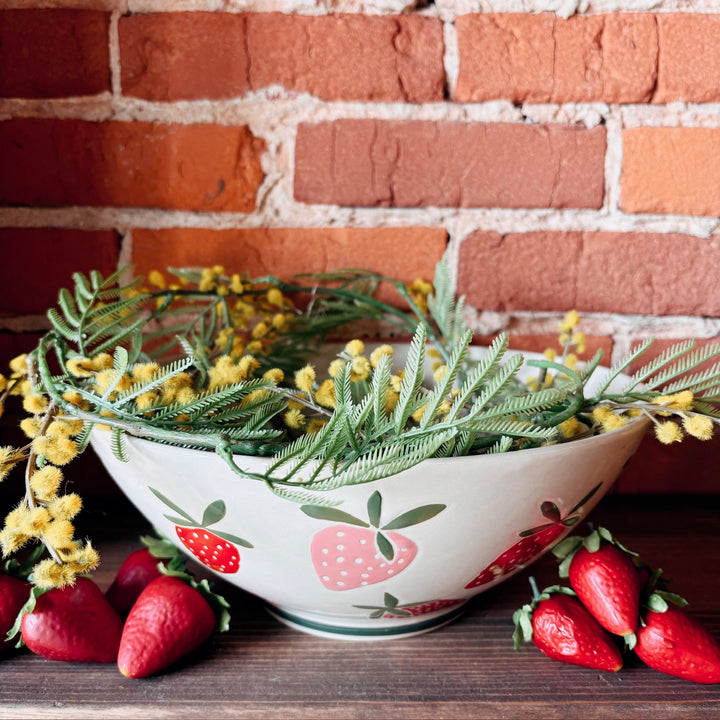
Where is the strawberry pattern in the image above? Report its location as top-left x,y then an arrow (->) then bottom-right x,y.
149,487 -> 253,574
301,491 -> 445,592
464,482 -> 602,589
355,592 -> 464,619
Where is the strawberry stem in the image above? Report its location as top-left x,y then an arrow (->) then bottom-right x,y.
529,575 -> 541,601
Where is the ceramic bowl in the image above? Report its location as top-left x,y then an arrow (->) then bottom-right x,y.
90,349 -> 648,640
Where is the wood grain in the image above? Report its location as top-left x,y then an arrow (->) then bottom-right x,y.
1,496 -> 718,720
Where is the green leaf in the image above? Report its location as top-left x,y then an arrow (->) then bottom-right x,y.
376,532 -> 394,561
8,585 -> 48,647
299,506 -> 369,527
149,487 -> 197,525
212,530 -> 254,549
110,428 -> 129,463
382,504 -> 446,530
367,491 -> 382,527
201,500 -> 226,528
392,323 -> 427,433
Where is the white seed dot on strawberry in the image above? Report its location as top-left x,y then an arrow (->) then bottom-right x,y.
387,569 -> 395,575
321,561 -> 328,567
336,531 -> 345,537
359,539 -> 366,544
354,558 -> 362,564
336,581 -> 345,587
336,544 -> 344,550
192,531 -> 199,537
322,575 -> 330,582
337,557 -> 345,563
361,573 -> 369,578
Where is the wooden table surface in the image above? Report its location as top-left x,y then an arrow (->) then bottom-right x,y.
1,494 -> 718,720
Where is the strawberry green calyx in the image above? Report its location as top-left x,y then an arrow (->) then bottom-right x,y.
512,578 -> 576,650
552,526 -> 638,578
158,562 -> 231,633
625,580 -> 688,650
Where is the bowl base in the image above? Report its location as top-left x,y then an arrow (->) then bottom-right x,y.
265,602 -> 468,641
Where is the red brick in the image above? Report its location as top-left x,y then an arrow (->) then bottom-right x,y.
458,231 -> 720,316
0,228 -> 119,314
130,227 -> 447,308
295,120 -> 606,209
654,14 -> 720,103
250,13 -> 444,103
120,13 -> 250,101
120,12 -> 444,102
455,13 -> 657,104
0,9 -> 110,98
0,118 -> 265,211
621,128 -> 720,217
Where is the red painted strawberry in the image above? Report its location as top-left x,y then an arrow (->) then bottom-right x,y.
21,577 -> 124,663
0,574 -> 30,652
634,603 -> 720,684
118,575 -> 218,678
105,536 -> 182,616
354,592 -> 464,619
150,488 -> 252,574
301,491 -> 445,591
553,527 -> 641,636
513,581 -> 623,672
465,483 -> 601,589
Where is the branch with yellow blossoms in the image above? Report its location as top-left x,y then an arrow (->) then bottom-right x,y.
1,254 -> 719,592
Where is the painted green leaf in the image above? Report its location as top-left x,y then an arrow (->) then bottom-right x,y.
384,592 -> 399,608
149,487 -> 196,525
367,491 -> 382,527
382,504 -> 446,530
201,500 -> 226,527
213,529 -> 254,548
376,531 -> 394,561
300,505 -> 369,527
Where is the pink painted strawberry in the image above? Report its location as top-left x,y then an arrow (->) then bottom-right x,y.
464,483 -> 602,589
301,491 -> 445,591
150,488 -> 252,574
355,592 -> 464,619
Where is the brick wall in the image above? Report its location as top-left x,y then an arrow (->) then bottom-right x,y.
1,1 -> 719,493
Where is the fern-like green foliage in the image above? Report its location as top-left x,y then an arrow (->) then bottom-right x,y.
25,251 -> 720,501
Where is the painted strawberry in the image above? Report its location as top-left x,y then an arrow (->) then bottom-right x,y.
553,527 -> 642,636
354,592 -> 464,619
301,491 -> 445,591
465,483 -> 601,589
513,581 -> 623,672
150,488 -> 252,574
21,577 -> 124,663
634,603 -> 720,684
118,576 -> 218,678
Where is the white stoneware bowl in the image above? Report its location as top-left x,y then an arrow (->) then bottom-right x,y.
90,349 -> 648,640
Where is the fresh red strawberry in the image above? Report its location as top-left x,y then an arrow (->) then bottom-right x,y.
553,527 -> 641,636
117,576 -> 218,678
465,483 -> 602,589
355,592 -> 464,619
0,574 -> 30,651
513,582 -> 623,672
301,490 -> 445,591
634,604 -> 720,684
106,535 -> 186,616
21,577 -> 123,663
149,488 -> 253,574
